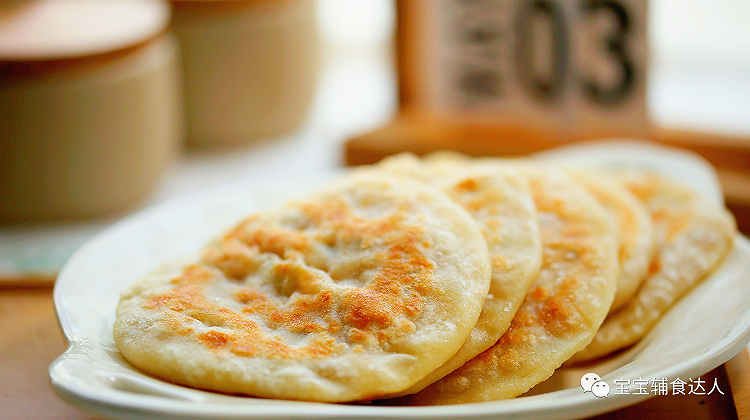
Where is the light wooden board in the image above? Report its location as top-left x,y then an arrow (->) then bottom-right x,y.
726,347 -> 750,420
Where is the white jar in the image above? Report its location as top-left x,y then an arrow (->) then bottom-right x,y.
170,0 -> 319,148
0,0 -> 182,222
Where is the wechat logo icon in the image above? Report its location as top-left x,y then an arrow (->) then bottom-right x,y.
581,373 -> 610,398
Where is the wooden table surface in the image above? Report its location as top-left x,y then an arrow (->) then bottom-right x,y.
0,284 -> 747,420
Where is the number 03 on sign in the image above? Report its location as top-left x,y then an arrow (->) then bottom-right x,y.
399,0 -> 649,138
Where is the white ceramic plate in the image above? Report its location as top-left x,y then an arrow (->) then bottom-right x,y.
51,141 -> 750,420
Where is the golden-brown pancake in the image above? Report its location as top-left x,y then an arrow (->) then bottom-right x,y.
114,173 -> 492,402
373,153 -> 542,395
397,166 -> 619,404
568,170 -> 655,313
570,170 -> 735,362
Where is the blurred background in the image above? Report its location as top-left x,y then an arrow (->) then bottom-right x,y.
0,0 -> 749,283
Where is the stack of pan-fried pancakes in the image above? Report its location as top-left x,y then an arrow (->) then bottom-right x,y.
113,152 -> 736,404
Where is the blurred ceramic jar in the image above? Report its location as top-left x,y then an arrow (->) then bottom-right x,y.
0,0 -> 182,222
170,0 -> 319,148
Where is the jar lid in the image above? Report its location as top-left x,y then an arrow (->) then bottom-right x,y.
0,0 -> 170,61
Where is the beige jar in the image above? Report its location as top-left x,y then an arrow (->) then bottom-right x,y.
0,0 -> 182,222
170,0 -> 319,148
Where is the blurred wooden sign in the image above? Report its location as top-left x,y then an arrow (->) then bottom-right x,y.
401,0 -> 649,138
347,0 -> 658,166
345,0 -> 750,229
